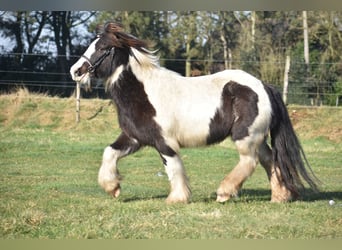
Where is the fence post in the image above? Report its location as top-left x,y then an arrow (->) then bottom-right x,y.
336,96 -> 339,107
283,55 -> 291,105
76,82 -> 80,123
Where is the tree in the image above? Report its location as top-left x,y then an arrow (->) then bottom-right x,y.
1,10 -> 342,104
0,11 -> 51,94
0,11 -> 95,95
307,11 -> 342,105
48,11 -> 73,88
42,11 -> 95,95
0,11 -> 25,54
217,11 -> 241,70
236,11 -> 304,86
0,11 -> 48,67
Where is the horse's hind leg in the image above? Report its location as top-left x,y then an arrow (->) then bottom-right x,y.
98,132 -> 141,198
258,141 -> 293,202
216,136 -> 261,203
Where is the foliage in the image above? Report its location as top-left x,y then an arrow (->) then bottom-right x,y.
0,11 -> 341,104
0,11 -> 95,97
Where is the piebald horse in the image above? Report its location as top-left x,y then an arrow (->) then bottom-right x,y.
70,22 -> 318,203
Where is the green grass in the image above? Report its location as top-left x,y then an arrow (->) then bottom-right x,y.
0,92 -> 341,239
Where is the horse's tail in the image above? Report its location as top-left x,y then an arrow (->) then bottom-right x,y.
264,84 -> 319,195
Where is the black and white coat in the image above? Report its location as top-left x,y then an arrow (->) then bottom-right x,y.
70,22 -> 318,203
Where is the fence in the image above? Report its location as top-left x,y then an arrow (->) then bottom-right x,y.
1,52 -> 341,107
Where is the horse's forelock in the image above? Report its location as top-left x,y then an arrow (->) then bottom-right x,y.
99,22 -> 147,50
105,22 -> 124,33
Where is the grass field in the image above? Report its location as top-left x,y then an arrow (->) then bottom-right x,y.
0,89 -> 341,239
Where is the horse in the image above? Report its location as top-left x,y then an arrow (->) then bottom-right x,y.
70,22 -> 319,204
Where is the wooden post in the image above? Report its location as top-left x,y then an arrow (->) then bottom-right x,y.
251,11 -> 256,51
76,82 -> 80,123
283,55 -> 291,105
336,96 -> 339,107
185,41 -> 191,77
303,11 -> 310,71
220,29 -> 229,69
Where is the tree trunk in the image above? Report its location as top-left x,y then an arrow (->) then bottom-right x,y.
251,11 -> 256,51
12,12 -> 25,67
283,55 -> 291,104
303,11 -> 310,71
50,11 -> 72,94
228,48 -> 232,69
25,11 -> 47,54
220,30 -> 229,69
22,11 -> 48,69
185,41 -> 191,77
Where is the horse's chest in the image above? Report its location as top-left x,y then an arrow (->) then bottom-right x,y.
114,96 -> 168,147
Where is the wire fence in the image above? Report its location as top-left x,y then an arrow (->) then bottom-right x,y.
1,52 -> 341,106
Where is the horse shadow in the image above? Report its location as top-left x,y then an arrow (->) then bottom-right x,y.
122,194 -> 167,203
300,190 -> 342,202
202,188 -> 342,203
121,189 -> 342,203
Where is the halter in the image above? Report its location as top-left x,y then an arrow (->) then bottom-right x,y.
81,47 -> 114,74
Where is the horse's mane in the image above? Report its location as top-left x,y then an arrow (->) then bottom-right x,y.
97,22 -> 159,68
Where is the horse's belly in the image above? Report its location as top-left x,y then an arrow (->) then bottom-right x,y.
176,121 -> 210,147
162,112 -> 214,148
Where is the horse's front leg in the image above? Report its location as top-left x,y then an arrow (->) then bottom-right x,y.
98,132 -> 141,198
159,151 -> 191,204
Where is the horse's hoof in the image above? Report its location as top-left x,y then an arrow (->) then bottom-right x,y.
165,194 -> 189,204
270,193 -> 296,203
270,186 -> 297,203
109,184 -> 121,198
166,198 -> 189,204
216,193 -> 230,203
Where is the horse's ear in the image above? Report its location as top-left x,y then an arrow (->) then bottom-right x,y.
95,24 -> 104,37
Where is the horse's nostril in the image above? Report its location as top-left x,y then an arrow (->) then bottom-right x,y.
76,68 -> 82,76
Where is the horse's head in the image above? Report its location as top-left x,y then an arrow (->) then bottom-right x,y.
70,22 -> 148,88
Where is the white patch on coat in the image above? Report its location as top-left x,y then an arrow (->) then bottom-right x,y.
105,65 -> 124,90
